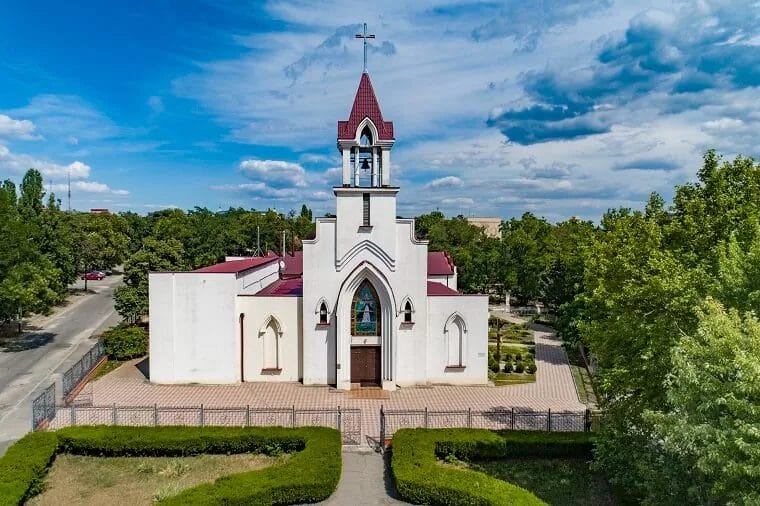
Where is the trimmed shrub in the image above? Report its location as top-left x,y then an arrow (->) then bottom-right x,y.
526,363 -> 537,374
391,428 -> 597,505
102,325 -> 147,360
515,362 -> 525,373
503,362 -> 513,373
0,431 -> 58,506
489,357 -> 500,373
392,429 -> 546,506
3,426 -> 340,506
515,352 -> 523,361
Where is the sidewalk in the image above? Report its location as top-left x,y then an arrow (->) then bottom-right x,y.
313,450 -> 407,505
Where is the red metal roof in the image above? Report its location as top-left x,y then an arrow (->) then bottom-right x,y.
427,251 -> 455,276
255,278 -> 303,297
281,251 -> 303,278
427,281 -> 461,296
337,73 -> 394,141
193,254 -> 279,274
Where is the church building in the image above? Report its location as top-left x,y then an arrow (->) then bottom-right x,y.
148,70 -> 489,390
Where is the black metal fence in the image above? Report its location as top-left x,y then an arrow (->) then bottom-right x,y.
49,404 -> 362,445
380,407 -> 597,445
31,383 -> 56,430
62,340 -> 106,399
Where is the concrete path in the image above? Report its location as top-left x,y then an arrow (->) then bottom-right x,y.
313,450 -> 407,505
0,276 -> 121,455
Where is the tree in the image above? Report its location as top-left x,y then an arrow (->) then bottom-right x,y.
647,300 -> 760,504
0,260 -> 61,329
114,238 -> 187,319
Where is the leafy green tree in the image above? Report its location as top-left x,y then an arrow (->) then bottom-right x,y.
647,300 -> 760,504
114,238 -> 187,319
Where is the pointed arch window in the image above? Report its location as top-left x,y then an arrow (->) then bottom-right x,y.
260,316 -> 282,372
445,314 -> 467,369
403,300 -> 413,323
351,280 -> 381,336
319,302 -> 328,325
360,126 -> 373,146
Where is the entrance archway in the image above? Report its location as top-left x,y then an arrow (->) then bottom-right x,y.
350,280 -> 382,385
334,262 -> 396,390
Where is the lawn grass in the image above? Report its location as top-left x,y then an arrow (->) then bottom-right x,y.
88,359 -> 125,381
492,372 -> 536,385
28,453 -> 286,505
468,458 -> 614,506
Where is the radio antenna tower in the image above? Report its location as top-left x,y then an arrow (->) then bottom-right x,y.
252,226 -> 263,257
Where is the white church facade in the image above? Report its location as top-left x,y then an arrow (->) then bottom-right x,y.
148,71 -> 488,390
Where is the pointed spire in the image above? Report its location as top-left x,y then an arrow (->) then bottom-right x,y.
337,73 -> 394,141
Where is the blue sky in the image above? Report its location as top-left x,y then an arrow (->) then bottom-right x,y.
1,0 -> 758,221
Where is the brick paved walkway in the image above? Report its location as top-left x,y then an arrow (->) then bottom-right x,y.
71,319 -> 582,441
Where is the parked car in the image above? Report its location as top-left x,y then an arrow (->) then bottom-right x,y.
81,271 -> 105,281
96,267 -> 113,276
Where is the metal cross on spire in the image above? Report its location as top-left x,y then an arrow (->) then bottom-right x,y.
355,22 -> 375,73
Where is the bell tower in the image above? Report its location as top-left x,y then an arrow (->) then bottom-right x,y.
337,72 -> 395,187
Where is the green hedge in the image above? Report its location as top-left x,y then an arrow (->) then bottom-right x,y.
0,432 -> 58,506
0,426 -> 341,506
391,429 -> 596,506
101,325 -> 147,360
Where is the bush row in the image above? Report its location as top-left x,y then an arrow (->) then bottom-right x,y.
0,432 -> 58,506
391,428 -> 595,506
0,426 -> 341,506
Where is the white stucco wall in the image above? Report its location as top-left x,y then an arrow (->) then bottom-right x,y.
149,272 -> 239,384
425,295 -> 489,385
236,261 -> 281,295
236,295 -> 303,382
303,190 -> 432,390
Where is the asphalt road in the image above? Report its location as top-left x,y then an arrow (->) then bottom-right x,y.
0,275 -> 122,455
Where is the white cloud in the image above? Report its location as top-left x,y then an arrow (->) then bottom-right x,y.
239,159 -> 307,187
0,145 -> 92,179
51,180 -> 129,195
425,176 -> 464,190
211,182 -> 299,199
147,96 -> 164,114
441,197 -> 474,207
0,114 -> 38,140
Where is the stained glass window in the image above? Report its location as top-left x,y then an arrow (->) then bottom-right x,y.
351,280 -> 380,336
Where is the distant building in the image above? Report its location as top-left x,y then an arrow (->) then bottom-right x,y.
90,208 -> 109,214
467,217 -> 501,238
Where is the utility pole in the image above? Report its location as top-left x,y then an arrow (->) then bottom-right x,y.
67,170 -> 71,211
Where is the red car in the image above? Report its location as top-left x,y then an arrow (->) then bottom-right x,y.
81,271 -> 105,281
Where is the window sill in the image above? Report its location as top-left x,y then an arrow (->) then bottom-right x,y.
315,323 -> 330,329
445,365 -> 466,370
261,368 -> 282,374
400,321 -> 415,327
358,226 -> 373,232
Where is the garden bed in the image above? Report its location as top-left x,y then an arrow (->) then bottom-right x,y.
0,426 -> 341,505
391,428 -> 609,506
29,453 -> 286,505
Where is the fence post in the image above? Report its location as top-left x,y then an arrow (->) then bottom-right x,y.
200,404 -> 204,427
511,407 -> 514,430
547,408 -> 552,432
292,405 -> 296,427
154,404 -> 158,426
112,403 -> 117,424
246,405 -> 251,427
467,408 -> 472,428
337,405 -> 342,432
71,404 -> 76,426
424,407 -> 428,428
380,405 -> 385,450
